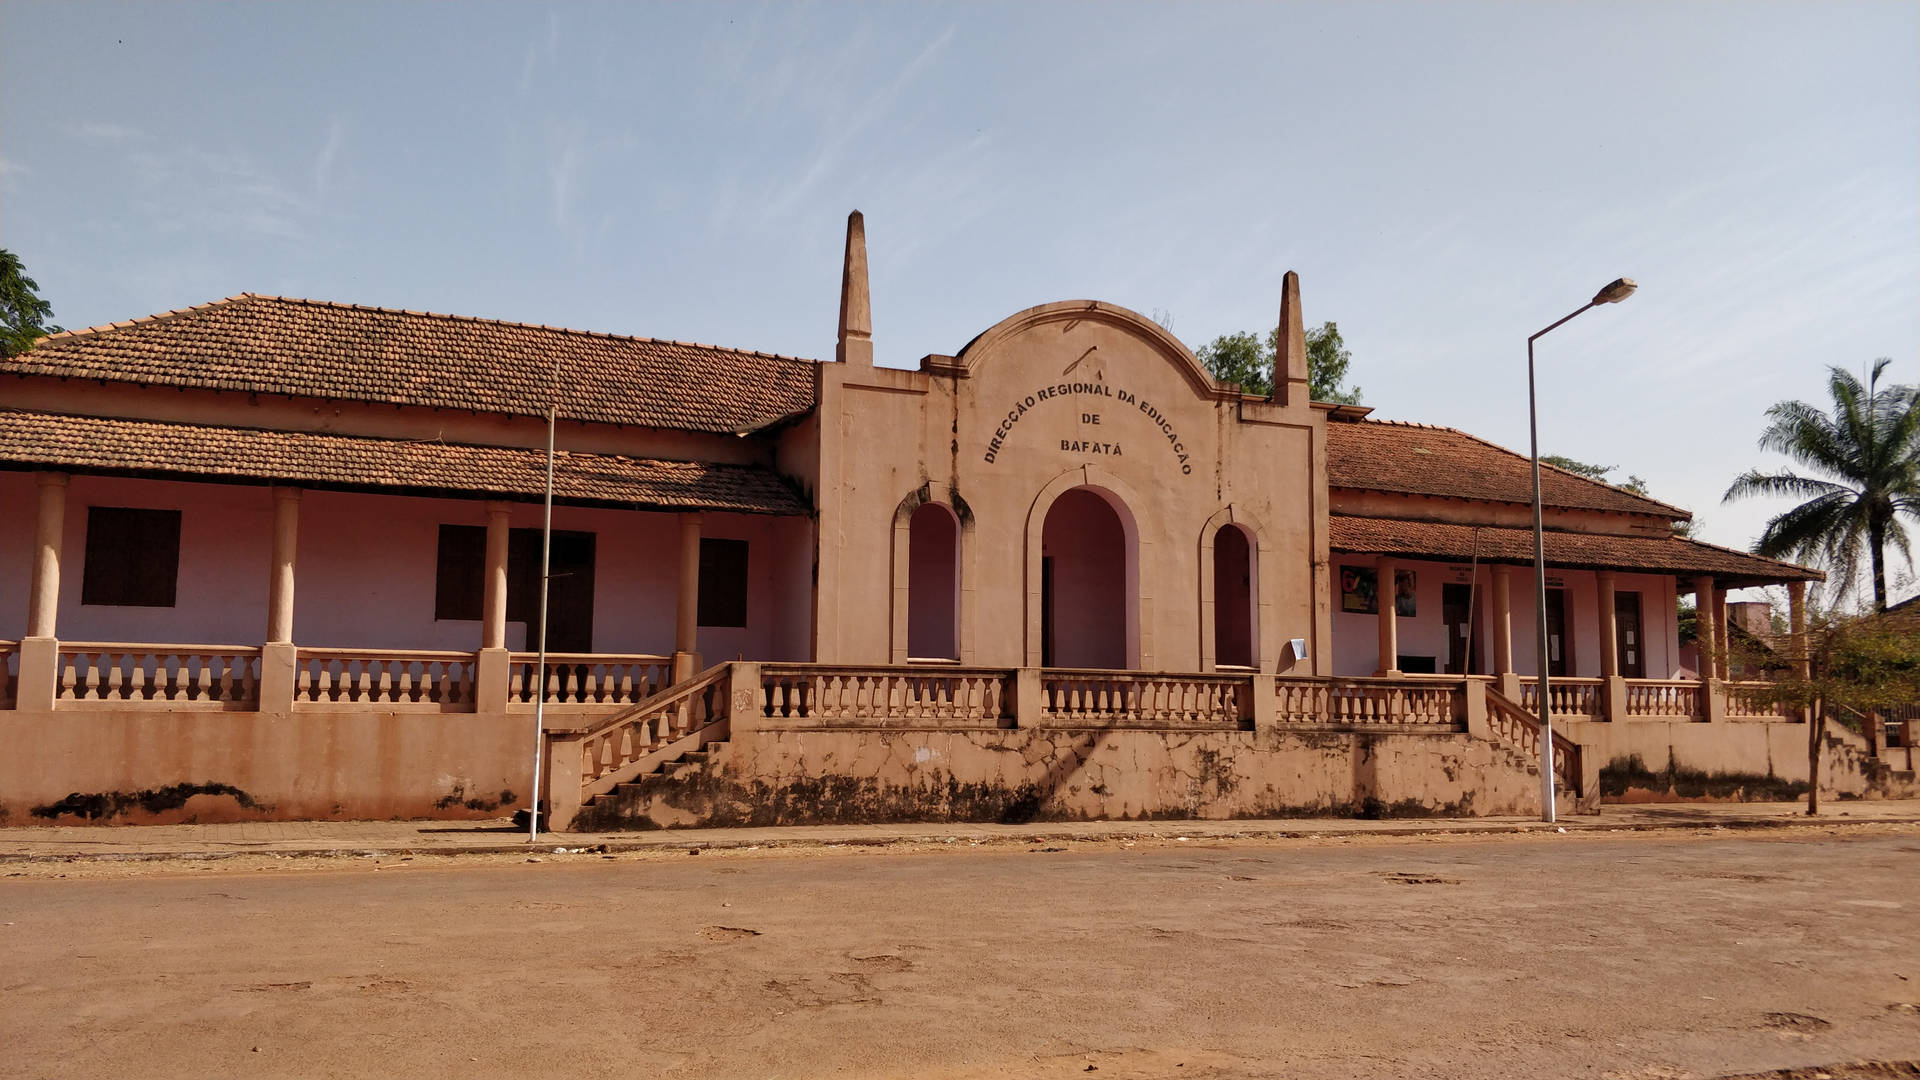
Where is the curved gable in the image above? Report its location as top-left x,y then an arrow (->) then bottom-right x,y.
954,300 -> 1229,400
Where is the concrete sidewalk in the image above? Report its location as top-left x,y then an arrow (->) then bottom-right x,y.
3,800 -> 1919,862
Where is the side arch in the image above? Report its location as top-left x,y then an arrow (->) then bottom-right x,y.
1198,506 -> 1280,672
1024,465 -> 1156,669
889,484 -> 977,663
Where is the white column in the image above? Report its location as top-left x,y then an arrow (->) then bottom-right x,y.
1375,556 -> 1399,677
1596,571 -> 1618,680
481,503 -> 511,651
674,514 -> 702,680
266,487 -> 301,644
16,472 -> 68,711
1491,564 -> 1517,697
26,472 -> 67,639
474,502 -> 514,714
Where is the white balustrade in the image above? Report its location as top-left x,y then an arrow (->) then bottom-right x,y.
293,649 -> 474,707
1623,680 -> 1701,719
56,644 -> 261,705
1274,677 -> 1462,727
1041,672 -> 1249,728
760,666 -> 1012,725
510,654 -> 673,706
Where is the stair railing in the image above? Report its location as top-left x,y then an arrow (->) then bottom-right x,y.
1484,687 -> 1583,797
562,663 -> 733,806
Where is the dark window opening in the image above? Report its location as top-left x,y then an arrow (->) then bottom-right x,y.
434,524 -> 486,620
82,507 -> 181,607
435,524 -> 597,651
698,538 -> 750,628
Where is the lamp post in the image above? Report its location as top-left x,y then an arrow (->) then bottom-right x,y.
1528,276 -> 1636,823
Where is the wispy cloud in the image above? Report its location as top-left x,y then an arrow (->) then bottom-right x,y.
519,9 -> 562,97
70,121 -> 143,141
118,144 -> 320,244
759,23 -> 958,224
313,116 -> 346,201
548,124 -> 583,230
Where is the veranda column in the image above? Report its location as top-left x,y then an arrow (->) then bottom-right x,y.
1787,581 -> 1810,725
1713,587 -> 1731,679
1374,556 -> 1399,677
258,487 -> 303,713
1693,575 -> 1724,722
474,502 -> 514,713
1491,564 -> 1518,698
674,513 -> 702,681
1597,571 -> 1625,721
16,472 -> 68,710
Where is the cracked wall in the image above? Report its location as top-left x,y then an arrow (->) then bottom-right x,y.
573,727 -> 1545,830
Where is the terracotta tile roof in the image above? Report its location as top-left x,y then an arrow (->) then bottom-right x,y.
0,410 -> 808,515
1330,514 -> 1822,586
1326,419 -> 1688,518
9,294 -> 818,434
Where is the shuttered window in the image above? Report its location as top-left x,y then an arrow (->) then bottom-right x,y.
81,507 -> 181,607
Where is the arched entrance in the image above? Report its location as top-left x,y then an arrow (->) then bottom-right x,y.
1213,524 -> 1257,668
907,502 -> 960,660
1040,487 -> 1134,669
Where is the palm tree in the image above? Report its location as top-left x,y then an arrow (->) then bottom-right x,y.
1724,359 -> 1920,612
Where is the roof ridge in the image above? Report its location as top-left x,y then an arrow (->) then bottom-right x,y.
1351,416 -> 1692,519
239,294 -> 821,367
28,293 -> 260,347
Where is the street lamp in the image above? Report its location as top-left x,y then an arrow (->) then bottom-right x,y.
1528,277 -> 1636,823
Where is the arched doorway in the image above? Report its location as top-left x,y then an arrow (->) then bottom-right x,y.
1040,487 -> 1132,669
907,502 -> 959,660
1213,524 -> 1256,668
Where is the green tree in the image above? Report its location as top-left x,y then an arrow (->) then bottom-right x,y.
1539,455 -> 1649,495
1724,359 -> 1920,613
1730,605 -> 1920,814
1195,322 -> 1362,404
1,249 -> 62,357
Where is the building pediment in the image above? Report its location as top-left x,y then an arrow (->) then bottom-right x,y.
950,300 -> 1232,401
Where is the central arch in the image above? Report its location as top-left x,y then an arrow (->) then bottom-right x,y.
1026,466 -> 1150,669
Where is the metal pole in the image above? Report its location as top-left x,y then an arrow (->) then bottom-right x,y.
528,405 -> 556,842
1528,301 -> 1594,824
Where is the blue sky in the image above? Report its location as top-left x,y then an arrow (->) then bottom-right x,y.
4,1 -> 1916,597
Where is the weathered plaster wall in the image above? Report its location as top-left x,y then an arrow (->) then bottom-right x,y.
811,302 -> 1326,675
0,707 -> 532,825
572,726 -> 1546,830
1561,718 -> 1920,803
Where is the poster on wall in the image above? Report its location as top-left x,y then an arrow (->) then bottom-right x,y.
1340,567 -> 1417,616
1340,566 -> 1377,613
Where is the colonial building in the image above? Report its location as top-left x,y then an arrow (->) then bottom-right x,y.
2,213 -> 1903,828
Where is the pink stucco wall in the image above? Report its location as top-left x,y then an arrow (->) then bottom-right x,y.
2,473 -> 810,660
1330,558 -> 1681,679
53,475 -> 274,646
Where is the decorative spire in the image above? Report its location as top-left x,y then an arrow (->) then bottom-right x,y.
1273,270 -> 1308,405
836,210 -> 872,367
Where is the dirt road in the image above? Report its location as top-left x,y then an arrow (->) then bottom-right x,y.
4,827 -> 1918,1079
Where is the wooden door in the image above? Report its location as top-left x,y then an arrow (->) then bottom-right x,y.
1615,592 -> 1645,678
1443,583 -> 1480,675
1545,588 -> 1570,677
